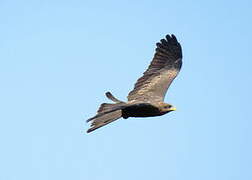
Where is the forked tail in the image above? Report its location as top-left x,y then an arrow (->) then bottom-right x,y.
86,92 -> 126,133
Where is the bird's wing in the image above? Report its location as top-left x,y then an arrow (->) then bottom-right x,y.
127,34 -> 182,102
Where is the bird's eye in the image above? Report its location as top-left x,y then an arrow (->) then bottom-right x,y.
166,105 -> 172,108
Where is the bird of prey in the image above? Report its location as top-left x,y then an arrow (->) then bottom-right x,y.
86,34 -> 182,133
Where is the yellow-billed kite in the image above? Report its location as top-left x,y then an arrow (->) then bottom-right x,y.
87,34 -> 182,133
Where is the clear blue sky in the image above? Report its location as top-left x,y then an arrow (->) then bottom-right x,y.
1,0 -> 251,179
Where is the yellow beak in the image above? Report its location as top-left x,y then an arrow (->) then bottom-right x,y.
169,107 -> 176,111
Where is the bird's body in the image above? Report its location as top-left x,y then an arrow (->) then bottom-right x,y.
86,34 -> 183,133
121,103 -> 168,118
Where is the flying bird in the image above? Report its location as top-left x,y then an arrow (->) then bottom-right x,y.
86,34 -> 182,133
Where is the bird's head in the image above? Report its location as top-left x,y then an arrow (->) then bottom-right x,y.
159,103 -> 176,113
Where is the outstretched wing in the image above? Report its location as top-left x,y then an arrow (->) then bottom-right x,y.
127,34 -> 182,103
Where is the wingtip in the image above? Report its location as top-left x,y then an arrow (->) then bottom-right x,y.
171,34 -> 177,41
105,91 -> 111,97
165,34 -> 178,43
105,91 -> 124,103
166,34 -> 171,41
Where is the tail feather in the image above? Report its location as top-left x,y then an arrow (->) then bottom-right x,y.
86,103 -> 126,133
87,110 -> 122,133
97,103 -> 120,113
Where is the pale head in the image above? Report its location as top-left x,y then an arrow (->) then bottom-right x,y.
158,102 -> 176,113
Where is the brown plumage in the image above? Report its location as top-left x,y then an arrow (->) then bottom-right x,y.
86,34 -> 182,133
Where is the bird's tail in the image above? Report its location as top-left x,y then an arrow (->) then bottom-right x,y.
86,92 -> 126,133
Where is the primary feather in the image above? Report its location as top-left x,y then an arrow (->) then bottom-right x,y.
127,34 -> 182,102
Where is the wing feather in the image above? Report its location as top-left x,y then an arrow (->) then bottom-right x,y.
127,34 -> 182,102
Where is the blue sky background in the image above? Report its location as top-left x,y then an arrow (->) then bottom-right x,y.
1,0 -> 252,179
